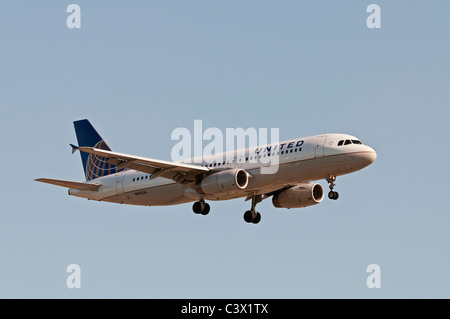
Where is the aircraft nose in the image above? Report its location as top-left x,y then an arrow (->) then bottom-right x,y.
360,146 -> 377,165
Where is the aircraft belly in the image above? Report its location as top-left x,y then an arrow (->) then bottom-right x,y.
103,183 -> 192,206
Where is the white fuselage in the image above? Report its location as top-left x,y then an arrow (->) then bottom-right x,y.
68,133 -> 376,206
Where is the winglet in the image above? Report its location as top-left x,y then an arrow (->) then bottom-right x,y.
70,144 -> 79,154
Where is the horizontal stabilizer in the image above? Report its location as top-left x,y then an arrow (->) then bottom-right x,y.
70,144 -> 79,154
35,178 -> 100,191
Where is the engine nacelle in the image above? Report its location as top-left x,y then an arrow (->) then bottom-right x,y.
272,183 -> 324,209
198,168 -> 249,194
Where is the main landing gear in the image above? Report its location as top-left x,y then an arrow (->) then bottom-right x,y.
193,196 -> 262,224
326,175 -> 339,200
243,195 -> 262,224
192,199 -> 210,215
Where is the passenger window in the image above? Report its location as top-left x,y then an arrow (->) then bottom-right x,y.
337,140 -> 344,146
344,140 -> 352,145
132,178 -> 135,181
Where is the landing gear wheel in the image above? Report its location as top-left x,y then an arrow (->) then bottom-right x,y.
193,200 -> 210,215
243,210 -> 253,223
201,203 -> 210,215
252,212 -> 261,224
192,201 -> 203,214
243,210 -> 261,224
328,191 -> 339,200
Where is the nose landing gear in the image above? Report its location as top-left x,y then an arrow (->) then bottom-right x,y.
326,175 -> 339,200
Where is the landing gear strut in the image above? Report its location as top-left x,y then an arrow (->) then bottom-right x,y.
243,195 -> 262,224
193,199 -> 210,215
326,175 -> 339,200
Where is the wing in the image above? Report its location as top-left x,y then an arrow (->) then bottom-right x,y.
75,146 -> 209,183
35,178 -> 100,191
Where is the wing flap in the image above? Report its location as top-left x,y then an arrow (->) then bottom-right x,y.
35,178 -> 100,191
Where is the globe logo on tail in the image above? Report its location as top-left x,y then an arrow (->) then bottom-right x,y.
85,140 -> 119,180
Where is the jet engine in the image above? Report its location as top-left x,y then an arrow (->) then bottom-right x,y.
272,183 -> 324,209
198,168 -> 249,194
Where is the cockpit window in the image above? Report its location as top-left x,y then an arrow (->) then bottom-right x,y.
338,139 -> 362,146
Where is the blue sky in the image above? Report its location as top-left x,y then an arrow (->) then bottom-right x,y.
1,1 -> 449,298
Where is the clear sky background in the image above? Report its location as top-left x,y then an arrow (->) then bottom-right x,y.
1,1 -> 449,298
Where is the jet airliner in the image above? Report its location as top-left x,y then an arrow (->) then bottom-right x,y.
36,120 -> 377,224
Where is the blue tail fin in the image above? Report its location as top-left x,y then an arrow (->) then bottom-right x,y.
73,119 -> 120,181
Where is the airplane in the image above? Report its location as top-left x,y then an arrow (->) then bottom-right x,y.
35,119 -> 377,224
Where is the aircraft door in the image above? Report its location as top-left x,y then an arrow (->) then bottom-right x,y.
314,136 -> 327,158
